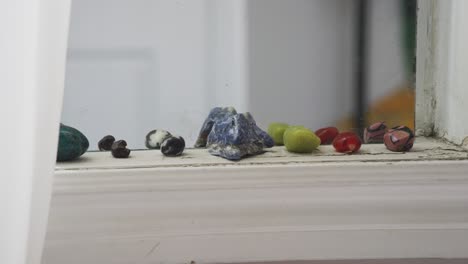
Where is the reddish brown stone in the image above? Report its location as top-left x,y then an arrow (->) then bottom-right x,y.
384,126 -> 415,152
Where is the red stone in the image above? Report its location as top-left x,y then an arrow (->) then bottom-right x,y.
332,132 -> 362,153
315,127 -> 339,145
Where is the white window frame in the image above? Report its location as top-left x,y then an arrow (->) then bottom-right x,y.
416,0 -> 468,145
2,1 -> 468,264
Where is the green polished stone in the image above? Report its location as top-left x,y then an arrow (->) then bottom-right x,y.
283,126 -> 320,153
57,124 -> 89,161
267,122 -> 289,145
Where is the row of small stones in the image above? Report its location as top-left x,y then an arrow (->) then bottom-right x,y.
268,122 -> 415,154
97,122 -> 414,159
97,130 -> 185,158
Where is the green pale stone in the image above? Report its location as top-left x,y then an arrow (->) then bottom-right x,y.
57,124 -> 89,161
267,122 -> 289,145
283,126 -> 320,153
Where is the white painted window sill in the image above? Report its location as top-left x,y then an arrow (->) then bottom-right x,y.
54,137 -> 468,172
44,137 -> 468,264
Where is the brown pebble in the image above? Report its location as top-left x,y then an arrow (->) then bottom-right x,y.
98,135 -> 115,151
111,140 -> 131,158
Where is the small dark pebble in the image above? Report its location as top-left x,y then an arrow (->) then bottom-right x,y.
111,140 -> 131,158
161,136 -> 185,156
98,135 -> 116,151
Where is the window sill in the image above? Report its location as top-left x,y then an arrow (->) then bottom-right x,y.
44,137 -> 468,264
55,137 -> 468,172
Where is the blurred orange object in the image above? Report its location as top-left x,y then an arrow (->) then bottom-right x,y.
337,86 -> 415,132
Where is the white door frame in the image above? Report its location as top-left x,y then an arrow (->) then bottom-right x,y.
0,0 -> 71,264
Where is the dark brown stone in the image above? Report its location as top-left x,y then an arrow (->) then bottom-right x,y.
98,135 -> 115,151
111,140 -> 131,158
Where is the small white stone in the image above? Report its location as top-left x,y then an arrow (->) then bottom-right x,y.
145,130 -> 172,149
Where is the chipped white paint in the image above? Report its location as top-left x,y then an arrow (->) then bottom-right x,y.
416,0 -> 468,145
44,138 -> 468,264
416,0 -> 437,136
441,0 -> 468,146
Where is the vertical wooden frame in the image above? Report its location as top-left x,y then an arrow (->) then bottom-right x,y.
0,0 -> 71,263
416,0 -> 468,145
415,0 -> 437,137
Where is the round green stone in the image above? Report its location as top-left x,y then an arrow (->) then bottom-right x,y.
57,124 -> 89,161
57,131 -> 83,161
283,126 -> 321,153
59,124 -> 89,155
267,122 -> 289,145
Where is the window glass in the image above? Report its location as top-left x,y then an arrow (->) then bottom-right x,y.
61,0 -> 416,150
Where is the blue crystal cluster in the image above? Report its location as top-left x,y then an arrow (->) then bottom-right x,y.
195,107 -> 273,160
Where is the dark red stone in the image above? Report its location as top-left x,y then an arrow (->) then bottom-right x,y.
383,126 -> 415,152
332,132 -> 362,153
315,127 -> 339,145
